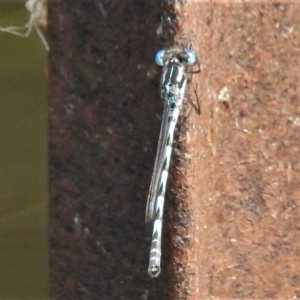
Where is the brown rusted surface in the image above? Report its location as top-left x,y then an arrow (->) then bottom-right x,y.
49,0 -> 300,299
171,1 -> 300,299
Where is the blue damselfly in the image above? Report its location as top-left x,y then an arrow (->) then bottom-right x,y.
146,46 -> 200,277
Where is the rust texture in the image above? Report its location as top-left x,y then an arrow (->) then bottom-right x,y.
49,0 -> 300,299
175,2 -> 300,299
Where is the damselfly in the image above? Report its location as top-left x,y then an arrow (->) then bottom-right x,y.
146,46 -> 200,277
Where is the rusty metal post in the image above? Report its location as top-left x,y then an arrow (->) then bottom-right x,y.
49,0 -> 300,299
167,1 -> 300,299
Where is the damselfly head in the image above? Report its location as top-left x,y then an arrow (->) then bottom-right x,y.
155,50 -> 165,66
155,48 -> 198,67
183,49 -> 197,66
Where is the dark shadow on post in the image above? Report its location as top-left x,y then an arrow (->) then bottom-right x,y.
48,0 -> 175,299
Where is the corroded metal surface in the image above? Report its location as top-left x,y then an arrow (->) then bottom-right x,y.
49,0 -> 300,299
173,2 -> 300,299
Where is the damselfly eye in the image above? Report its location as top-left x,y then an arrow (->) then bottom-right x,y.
184,49 -> 197,66
155,50 -> 165,66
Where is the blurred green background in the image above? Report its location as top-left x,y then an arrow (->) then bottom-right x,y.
0,1 -> 48,299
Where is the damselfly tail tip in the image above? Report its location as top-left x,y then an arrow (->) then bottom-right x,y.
148,265 -> 161,278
